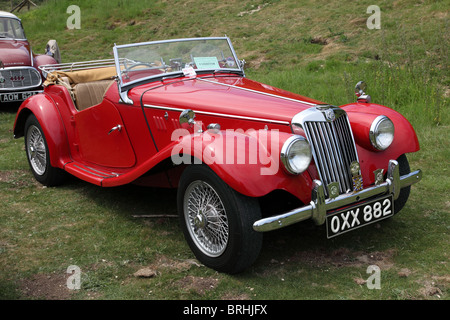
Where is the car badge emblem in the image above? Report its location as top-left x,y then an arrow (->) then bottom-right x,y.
352,175 -> 363,192
327,182 -> 340,199
316,104 -> 335,121
325,109 -> 335,121
373,169 -> 384,185
350,161 -> 363,192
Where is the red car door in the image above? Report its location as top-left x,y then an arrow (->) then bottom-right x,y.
74,100 -> 136,168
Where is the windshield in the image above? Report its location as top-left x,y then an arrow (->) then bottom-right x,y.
0,17 -> 25,39
113,37 -> 242,91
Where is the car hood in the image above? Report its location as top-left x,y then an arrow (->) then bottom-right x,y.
0,40 -> 31,67
133,76 -> 324,124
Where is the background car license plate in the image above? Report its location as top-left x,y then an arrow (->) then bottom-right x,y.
326,195 -> 394,238
0,91 -> 40,103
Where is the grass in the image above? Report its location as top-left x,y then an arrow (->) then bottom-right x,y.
0,0 -> 448,301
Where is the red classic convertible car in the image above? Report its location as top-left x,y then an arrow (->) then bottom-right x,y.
0,10 -> 60,104
13,37 -> 422,273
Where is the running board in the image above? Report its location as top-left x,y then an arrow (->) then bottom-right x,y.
64,162 -> 121,186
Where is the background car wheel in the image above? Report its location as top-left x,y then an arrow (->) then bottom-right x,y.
393,154 -> 411,214
24,114 -> 66,186
177,164 -> 263,274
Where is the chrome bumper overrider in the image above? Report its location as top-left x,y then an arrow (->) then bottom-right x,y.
253,160 -> 422,232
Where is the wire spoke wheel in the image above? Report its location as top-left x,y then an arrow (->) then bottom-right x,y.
24,114 -> 66,187
26,124 -> 47,176
184,180 -> 229,257
178,165 -> 263,274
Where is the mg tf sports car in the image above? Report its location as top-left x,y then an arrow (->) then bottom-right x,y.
0,10 -> 60,104
13,37 -> 422,273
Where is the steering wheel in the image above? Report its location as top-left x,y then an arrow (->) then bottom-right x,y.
123,62 -> 156,72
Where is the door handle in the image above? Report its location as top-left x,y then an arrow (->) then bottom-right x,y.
108,124 -> 122,135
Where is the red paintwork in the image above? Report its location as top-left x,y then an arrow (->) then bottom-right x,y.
342,102 -> 420,186
14,72 -> 420,205
0,39 -> 56,74
0,40 -> 32,67
74,100 -> 136,168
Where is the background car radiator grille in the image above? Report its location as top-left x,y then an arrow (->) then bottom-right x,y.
303,114 -> 358,197
0,67 -> 41,90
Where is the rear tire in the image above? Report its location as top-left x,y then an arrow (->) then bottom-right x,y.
177,165 -> 263,274
24,114 -> 66,186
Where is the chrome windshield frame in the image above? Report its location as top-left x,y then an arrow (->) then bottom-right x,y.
112,37 -> 243,95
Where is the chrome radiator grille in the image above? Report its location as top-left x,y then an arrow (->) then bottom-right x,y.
292,106 -> 359,197
0,67 -> 42,90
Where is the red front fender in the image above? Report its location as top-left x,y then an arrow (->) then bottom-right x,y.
169,128 -> 315,203
342,102 -> 420,184
14,93 -> 70,169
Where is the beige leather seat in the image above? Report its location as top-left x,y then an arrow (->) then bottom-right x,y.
73,80 -> 114,111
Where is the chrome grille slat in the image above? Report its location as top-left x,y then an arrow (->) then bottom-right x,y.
322,121 -> 345,192
326,121 -> 349,192
312,123 -> 333,184
303,111 -> 358,197
318,122 -> 339,184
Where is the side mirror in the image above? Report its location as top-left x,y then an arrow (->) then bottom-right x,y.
180,109 -> 203,133
355,81 -> 371,103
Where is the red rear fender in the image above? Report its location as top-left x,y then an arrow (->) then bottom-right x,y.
14,93 -> 70,169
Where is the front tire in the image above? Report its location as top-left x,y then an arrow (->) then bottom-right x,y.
393,154 -> 411,214
24,114 -> 66,186
177,165 -> 263,274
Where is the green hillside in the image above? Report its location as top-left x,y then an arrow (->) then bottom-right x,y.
3,0 -> 449,125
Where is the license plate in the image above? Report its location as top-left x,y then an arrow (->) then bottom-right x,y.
0,91 -> 41,103
326,195 -> 394,238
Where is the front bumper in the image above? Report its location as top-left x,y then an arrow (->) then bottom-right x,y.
253,159 -> 422,232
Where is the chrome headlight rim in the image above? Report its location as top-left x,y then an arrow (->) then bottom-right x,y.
369,115 -> 395,151
280,135 -> 312,175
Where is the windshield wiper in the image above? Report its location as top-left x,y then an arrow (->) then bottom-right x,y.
159,69 -> 243,81
213,69 -> 244,76
161,73 -> 185,81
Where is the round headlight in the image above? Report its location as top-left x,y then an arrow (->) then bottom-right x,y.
370,115 -> 394,150
280,135 -> 312,175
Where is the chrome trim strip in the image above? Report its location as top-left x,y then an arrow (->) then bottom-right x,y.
73,164 -> 107,178
85,165 -> 120,177
253,160 -> 423,232
143,104 -> 290,125
197,78 -> 317,106
144,104 -> 184,112
73,164 -> 118,178
114,36 -> 235,49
